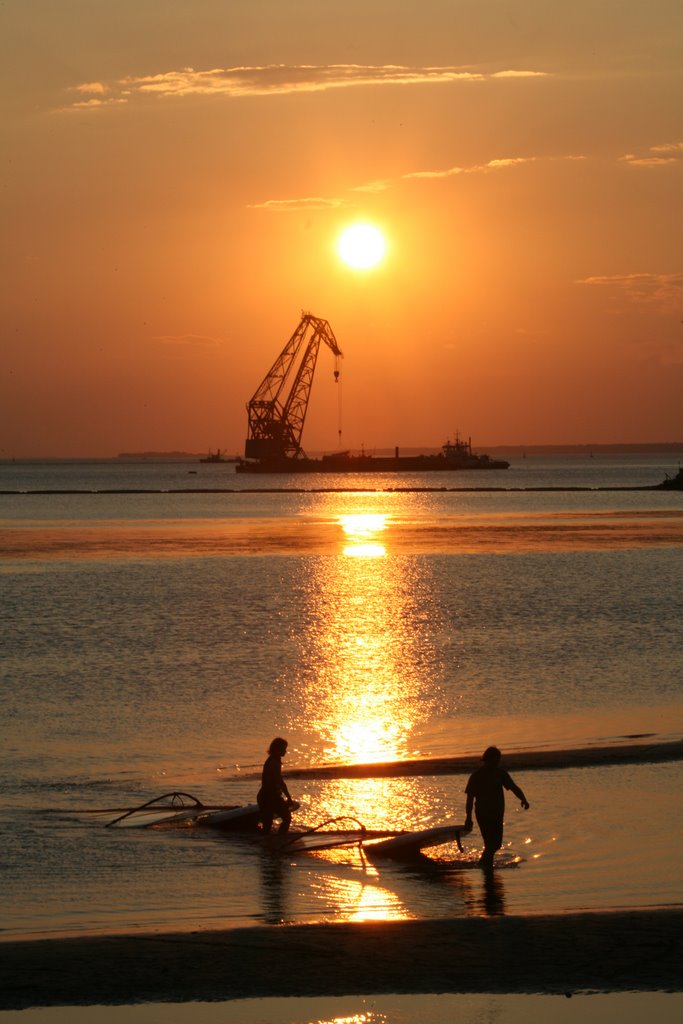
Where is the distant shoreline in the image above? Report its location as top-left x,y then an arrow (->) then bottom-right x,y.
115,443 -> 683,459
1,443 -> 682,463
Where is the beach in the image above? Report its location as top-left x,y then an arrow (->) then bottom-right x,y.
4,0 -> 683,1009
1,456 -> 681,1021
2,909 -> 681,1010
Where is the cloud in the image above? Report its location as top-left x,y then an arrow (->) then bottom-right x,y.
398,153 -> 584,181
63,81 -> 129,110
69,97 -> 128,109
579,273 -> 683,365
253,153 -> 586,212
621,141 -> 683,166
402,166 -> 466,180
74,82 -> 109,95
578,272 -> 683,313
64,63 -> 547,109
491,70 -> 546,79
487,156 -> 535,169
248,197 -> 346,211
352,179 -> 393,193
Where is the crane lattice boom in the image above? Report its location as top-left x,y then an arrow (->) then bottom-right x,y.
244,313 -> 342,461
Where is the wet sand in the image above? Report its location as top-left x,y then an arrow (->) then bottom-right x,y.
1,909 -> 681,1010
284,739 -> 683,780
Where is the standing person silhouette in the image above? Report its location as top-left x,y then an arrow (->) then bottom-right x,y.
464,746 -> 529,870
257,737 -> 297,834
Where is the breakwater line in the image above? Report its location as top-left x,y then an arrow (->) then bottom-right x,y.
0,484 -> 671,495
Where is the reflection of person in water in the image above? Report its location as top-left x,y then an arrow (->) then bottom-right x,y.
464,746 -> 529,870
257,737 -> 297,834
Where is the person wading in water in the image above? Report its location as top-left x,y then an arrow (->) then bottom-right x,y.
257,737 -> 298,834
464,746 -> 529,870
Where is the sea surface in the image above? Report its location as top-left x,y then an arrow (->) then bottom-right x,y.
1,453 -> 682,939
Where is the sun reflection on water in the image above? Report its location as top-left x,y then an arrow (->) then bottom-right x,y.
310,1014 -> 383,1024
289,499 -> 442,772
340,512 -> 388,558
344,542 -> 386,558
325,873 -> 412,923
317,776 -> 438,835
339,512 -> 388,539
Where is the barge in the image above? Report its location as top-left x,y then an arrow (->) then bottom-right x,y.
236,437 -> 510,474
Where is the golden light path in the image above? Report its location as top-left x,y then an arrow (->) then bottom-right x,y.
317,509 -> 411,767
285,498 -> 452,841
286,500 -> 469,920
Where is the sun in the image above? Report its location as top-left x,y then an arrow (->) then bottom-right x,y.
337,223 -> 386,270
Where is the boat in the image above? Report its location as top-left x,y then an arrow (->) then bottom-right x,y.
236,438 -> 510,475
200,449 -> 234,464
238,314 -> 509,474
99,791 -> 471,862
653,466 -> 683,490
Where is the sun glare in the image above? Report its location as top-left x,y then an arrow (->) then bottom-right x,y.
337,223 -> 386,270
339,513 -> 387,556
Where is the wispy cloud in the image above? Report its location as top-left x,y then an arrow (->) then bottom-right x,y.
579,273 -> 683,364
67,81 -> 129,109
621,141 -> 683,166
74,82 -> 109,96
63,63 -> 547,110
578,272 -> 683,312
253,152 -> 586,211
248,197 -> 346,211
402,153 -> 585,181
352,179 -> 393,193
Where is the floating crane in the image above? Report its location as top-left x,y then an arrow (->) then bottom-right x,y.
243,313 -> 343,462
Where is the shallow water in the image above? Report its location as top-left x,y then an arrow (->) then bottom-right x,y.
2,993 -> 683,1024
1,455 -> 682,938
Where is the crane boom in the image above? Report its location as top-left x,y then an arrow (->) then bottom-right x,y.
244,314 -> 342,461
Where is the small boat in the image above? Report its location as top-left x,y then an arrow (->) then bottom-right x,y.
200,449 -> 229,463
100,791 -> 472,861
653,466 -> 683,490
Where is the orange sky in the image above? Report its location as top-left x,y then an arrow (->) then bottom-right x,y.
2,1 -> 682,457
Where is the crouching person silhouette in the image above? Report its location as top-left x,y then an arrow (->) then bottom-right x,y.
257,737 -> 298,834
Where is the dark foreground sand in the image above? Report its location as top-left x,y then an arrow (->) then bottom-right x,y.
1,909 -> 681,1010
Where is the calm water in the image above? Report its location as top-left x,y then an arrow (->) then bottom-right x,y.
1,455 -> 682,938
3,994 -> 683,1024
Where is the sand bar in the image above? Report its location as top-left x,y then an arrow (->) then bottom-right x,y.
1,909 -> 681,1009
283,740 -> 683,780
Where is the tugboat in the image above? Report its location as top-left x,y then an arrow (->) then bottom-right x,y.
654,466 -> 683,490
439,435 -> 509,470
200,449 -> 230,464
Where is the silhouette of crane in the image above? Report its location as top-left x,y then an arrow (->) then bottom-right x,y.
244,313 -> 343,462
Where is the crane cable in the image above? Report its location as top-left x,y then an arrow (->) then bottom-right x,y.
335,356 -> 342,448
